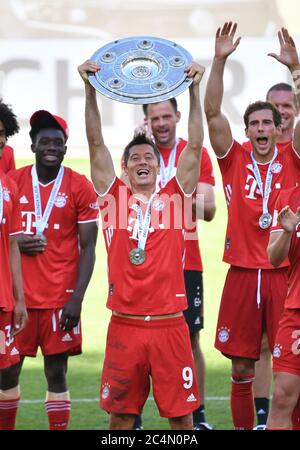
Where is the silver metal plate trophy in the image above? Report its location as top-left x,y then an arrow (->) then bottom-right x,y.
88,36 -> 193,104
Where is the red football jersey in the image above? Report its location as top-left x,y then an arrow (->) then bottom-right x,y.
271,186 -> 300,309
9,166 -> 99,309
218,140 -> 300,269
0,172 -> 23,311
0,146 -> 16,174
99,177 -> 190,315
158,138 -> 215,271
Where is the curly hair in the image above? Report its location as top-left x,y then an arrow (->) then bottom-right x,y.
0,99 -> 20,138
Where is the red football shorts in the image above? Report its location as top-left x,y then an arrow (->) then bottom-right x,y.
273,308 -> 300,377
0,311 -> 20,369
15,308 -> 82,357
215,266 -> 288,360
100,314 -> 200,418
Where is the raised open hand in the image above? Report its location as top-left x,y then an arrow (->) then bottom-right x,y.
268,28 -> 299,71
215,22 -> 241,59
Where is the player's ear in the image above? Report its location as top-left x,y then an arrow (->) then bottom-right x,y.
175,111 -> 181,123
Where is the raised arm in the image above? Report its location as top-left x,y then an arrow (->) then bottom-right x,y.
267,205 -> 300,266
176,62 -> 205,194
268,28 -> 300,154
78,60 -> 115,194
204,22 -> 241,157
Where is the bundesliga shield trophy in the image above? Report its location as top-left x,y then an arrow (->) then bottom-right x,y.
88,36 -> 193,104
88,36 -> 194,265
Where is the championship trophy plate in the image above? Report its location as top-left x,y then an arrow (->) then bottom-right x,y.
88,36 -> 193,104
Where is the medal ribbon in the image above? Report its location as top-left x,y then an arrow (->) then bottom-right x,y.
0,179 -> 3,225
131,193 -> 156,250
31,165 -> 64,236
159,139 -> 178,188
250,148 -> 278,215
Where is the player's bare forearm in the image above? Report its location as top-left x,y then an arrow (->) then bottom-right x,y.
267,230 -> 292,267
188,80 -> 203,153
268,205 -> 300,266
176,64 -> 204,194
10,236 -> 25,304
60,222 -> 98,331
204,56 -> 226,121
60,237 -> 97,332
79,59 -> 115,193
10,236 -> 27,334
205,23 -> 239,156
204,58 -> 233,156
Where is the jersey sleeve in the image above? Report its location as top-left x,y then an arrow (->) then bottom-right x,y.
74,175 -> 99,223
6,146 -> 16,172
8,178 -> 23,235
241,140 -> 252,152
288,143 -> 300,171
217,140 -> 242,178
199,147 -> 215,185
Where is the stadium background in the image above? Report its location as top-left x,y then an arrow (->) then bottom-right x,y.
1,0 -> 299,429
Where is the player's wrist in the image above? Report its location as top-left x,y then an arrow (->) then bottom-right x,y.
70,294 -> 84,303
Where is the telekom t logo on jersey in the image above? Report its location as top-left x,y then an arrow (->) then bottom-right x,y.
244,174 -> 260,200
21,211 -> 60,234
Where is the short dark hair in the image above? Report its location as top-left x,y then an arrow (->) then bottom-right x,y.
243,101 -> 282,128
29,117 -> 65,143
266,82 -> 297,105
266,82 -> 293,98
0,99 -> 19,138
142,97 -> 178,116
123,134 -> 160,167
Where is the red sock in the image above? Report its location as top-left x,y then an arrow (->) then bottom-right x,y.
292,395 -> 300,430
231,374 -> 254,430
45,400 -> 71,430
0,398 -> 20,430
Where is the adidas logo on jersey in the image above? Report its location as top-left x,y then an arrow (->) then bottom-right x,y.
10,347 -> 19,356
187,393 -> 197,402
194,317 -> 201,325
61,333 -> 73,342
20,195 -> 29,204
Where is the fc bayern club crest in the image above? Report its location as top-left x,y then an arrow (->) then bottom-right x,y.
55,194 -> 67,208
270,161 -> 282,174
